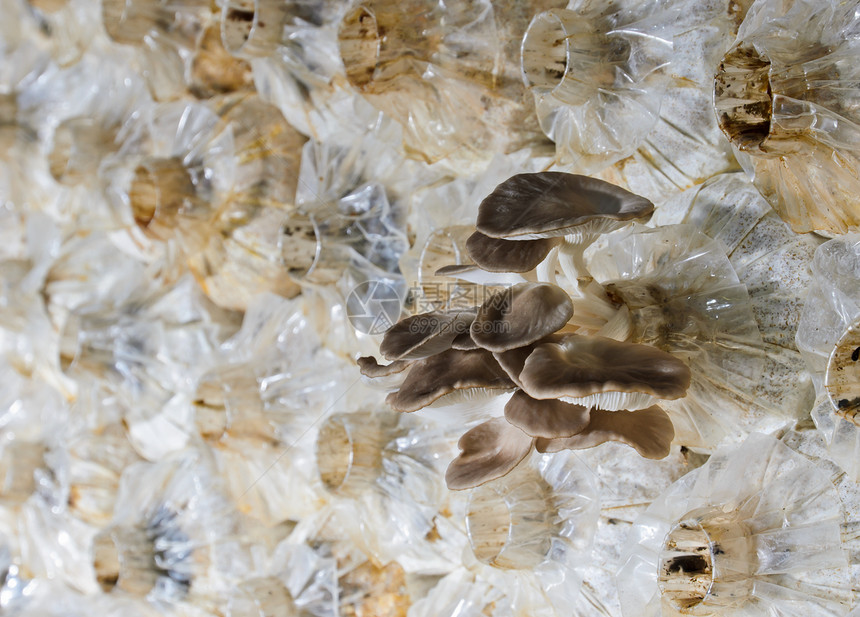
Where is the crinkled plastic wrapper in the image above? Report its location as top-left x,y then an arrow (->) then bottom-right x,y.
461,450 -> 599,615
618,433 -> 859,617
586,224 -> 782,449
522,0 -> 674,170
108,95 -> 308,311
714,0 -> 860,235
314,410 -> 466,573
337,0 -> 556,171
653,173 -> 817,431
796,234 -> 860,480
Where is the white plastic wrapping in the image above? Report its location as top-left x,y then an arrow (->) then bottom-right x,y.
618,433 -> 859,617
796,234 -> 860,480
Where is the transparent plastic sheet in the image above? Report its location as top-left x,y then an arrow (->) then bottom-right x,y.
93,447 -> 267,608
282,509 -> 418,617
314,410 -> 465,574
100,0 -> 211,101
108,95 -> 309,311
335,0 -> 556,172
714,0 -> 860,235
0,213 -> 66,393
0,353 -> 106,597
617,433 -> 859,617
0,53 -> 154,234
61,423 -> 142,526
585,224 -> 784,450
522,0 -> 674,172
653,172 -> 818,422
219,0 -> 345,60
251,19 -> 371,144
0,44 -> 63,222
188,22 -> 255,100
565,443 -> 697,617
408,570 -> 510,617
17,0 -> 106,67
796,234 -> 860,480
36,53 -> 151,198
2,580 -> 161,616
201,293 -> 382,522
458,450 -> 600,616
292,131 -> 416,281
582,0 -> 746,202
57,275 -> 238,460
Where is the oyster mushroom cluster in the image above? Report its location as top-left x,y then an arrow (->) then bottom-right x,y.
361,173 -> 693,490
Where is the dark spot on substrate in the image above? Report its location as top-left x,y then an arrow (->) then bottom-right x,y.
665,554 -> 709,574
837,397 -> 860,409
852,346 -> 860,362
226,8 -> 254,22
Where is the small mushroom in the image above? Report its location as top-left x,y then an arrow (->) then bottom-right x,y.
519,335 -> 691,409
385,348 -> 515,412
536,405 -> 674,459
380,310 -> 476,361
445,417 -> 535,490
357,356 -> 413,378
504,390 -> 591,439
471,283 -> 573,353
466,230 -> 562,273
476,172 -> 654,240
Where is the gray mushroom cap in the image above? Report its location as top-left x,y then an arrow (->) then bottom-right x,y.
385,348 -> 515,412
466,231 -> 561,273
471,283 -> 573,353
519,335 -> 691,400
492,334 -> 565,387
445,417 -> 534,490
504,390 -> 591,439
380,310 -> 476,361
535,405 -> 674,459
476,172 -> 655,240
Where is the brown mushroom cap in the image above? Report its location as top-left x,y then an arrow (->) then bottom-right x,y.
535,405 -> 674,459
357,356 -> 413,378
466,231 -> 561,273
471,283 -> 573,353
519,335 -> 691,400
492,334 -> 565,387
504,390 -> 591,439
451,330 -> 479,350
385,348 -> 515,412
380,310 -> 476,361
445,417 -> 534,490
476,172 -> 655,240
